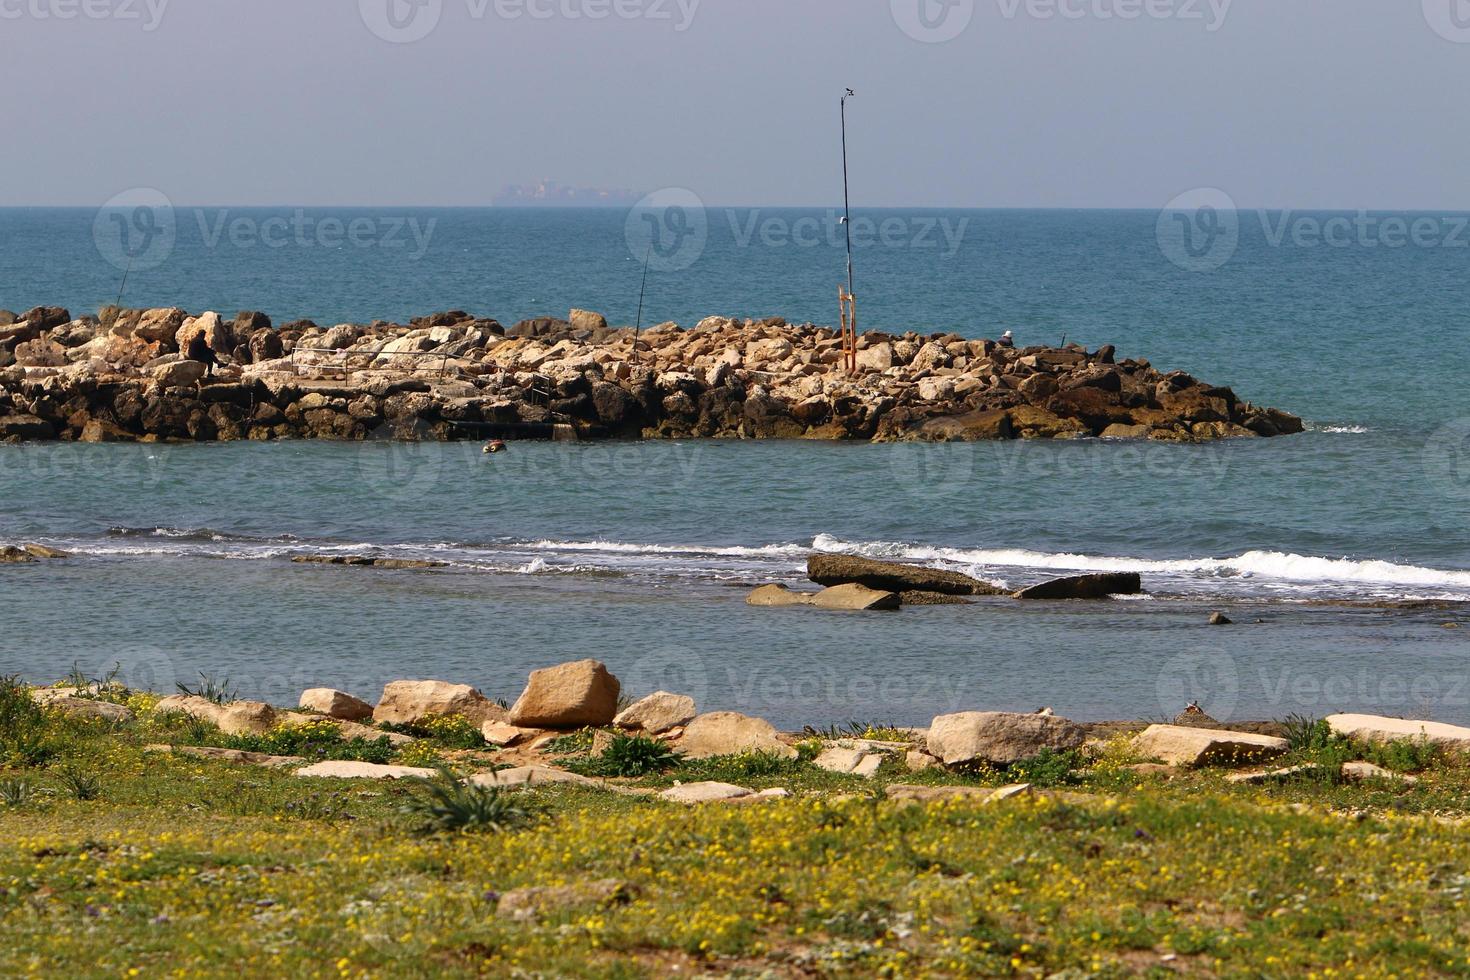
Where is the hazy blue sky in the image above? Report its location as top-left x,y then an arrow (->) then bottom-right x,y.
3,0 -> 1467,208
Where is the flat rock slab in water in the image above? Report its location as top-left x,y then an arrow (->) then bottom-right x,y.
1013,572 -> 1143,600
807,553 -> 1002,596
291,555 -> 447,570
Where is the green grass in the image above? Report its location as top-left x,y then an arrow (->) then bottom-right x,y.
4,692 -> 1470,976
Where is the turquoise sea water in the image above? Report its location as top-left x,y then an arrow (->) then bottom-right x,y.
2,208 -> 1467,726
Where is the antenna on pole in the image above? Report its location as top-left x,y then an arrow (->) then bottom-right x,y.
633,243 -> 652,368
838,88 -> 858,374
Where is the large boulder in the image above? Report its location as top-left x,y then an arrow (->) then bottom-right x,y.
131,307 -> 188,345
569,309 -> 608,333
1131,724 -> 1288,768
508,659 -> 620,728
927,711 -> 1085,766
299,688 -> 373,722
0,415 -> 56,441
149,359 -> 207,387
38,695 -> 135,724
372,680 -> 506,727
746,584 -> 815,607
175,311 -> 232,356
1013,572 -> 1142,600
808,554 -> 1000,596
153,695 -> 278,736
296,761 -> 437,780
1325,714 -> 1470,749
613,692 -> 696,734
676,711 -> 797,759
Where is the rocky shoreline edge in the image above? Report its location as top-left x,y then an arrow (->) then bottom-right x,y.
27,657 -> 1461,801
0,305 -> 1304,443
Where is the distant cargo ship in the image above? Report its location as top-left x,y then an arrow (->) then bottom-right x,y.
492,180 -> 644,207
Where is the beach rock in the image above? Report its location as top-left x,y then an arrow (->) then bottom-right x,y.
480,721 -> 538,747
886,783 -> 1032,804
746,584 -> 815,607
149,359 -> 207,387
1325,714 -> 1470,748
1209,612 -> 1233,626
676,711 -> 797,760
905,749 -> 942,771
40,696 -> 135,724
613,692 -> 697,734
132,308 -> 187,344
372,680 -> 506,727
660,781 -> 754,804
1225,764 -> 1323,784
0,414 -> 56,441
298,688 -> 374,722
295,761 -> 437,780
1014,572 -> 1143,600
1131,724 -> 1288,767
810,583 -> 902,611
152,695 -> 279,736
1341,761 -> 1417,784
466,765 -> 603,789
926,711 -> 1086,766
508,659 -> 620,728
807,553 -> 1000,596
0,546 -> 35,563
176,312 -> 232,357
151,745 -> 300,768
569,309 -> 608,333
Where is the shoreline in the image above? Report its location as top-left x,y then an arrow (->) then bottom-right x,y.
1,305 -> 1304,444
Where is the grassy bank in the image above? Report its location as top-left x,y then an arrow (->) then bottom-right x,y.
3,682 -> 1470,977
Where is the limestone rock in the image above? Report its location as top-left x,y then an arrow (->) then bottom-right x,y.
926,711 -> 1086,766
1131,724 -> 1288,767
498,879 -> 633,920
676,711 -> 797,760
808,553 -> 1000,596
810,583 -> 901,611
149,359 -> 207,387
1325,714 -> 1470,748
613,691 -> 696,734
660,781 -> 754,804
569,309 -> 608,333
886,783 -> 1032,804
372,680 -> 506,727
40,696 -> 134,724
295,761 -> 438,780
1341,761 -> 1417,784
152,694 -> 278,736
466,765 -> 603,789
746,584 -> 815,607
1014,572 -> 1143,600
299,688 -> 374,722
508,659 -> 620,728
481,721 -> 538,747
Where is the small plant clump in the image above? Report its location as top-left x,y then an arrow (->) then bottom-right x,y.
175,672 -> 236,706
399,765 -> 532,835
569,734 -> 682,778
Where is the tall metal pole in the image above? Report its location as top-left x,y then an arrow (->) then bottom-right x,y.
633,243 -> 652,367
841,89 -> 855,305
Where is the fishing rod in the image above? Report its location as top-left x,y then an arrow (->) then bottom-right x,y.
839,88 -> 857,373
633,243 -> 652,367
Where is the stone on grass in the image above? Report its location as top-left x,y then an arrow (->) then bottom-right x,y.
299,688 -> 373,722
813,746 -> 870,774
613,691 -> 696,734
152,694 -> 278,736
481,721 -> 538,747
905,749 -> 942,772
926,711 -> 1086,766
372,680 -> 506,727
498,879 -> 633,921
1226,764 -> 1323,784
40,696 -> 134,724
1341,761 -> 1417,784
886,783 -> 1032,804
660,781 -> 753,804
676,711 -> 798,760
508,659 -> 620,729
150,745 -> 300,768
295,761 -> 437,780
1131,724 -> 1288,768
1324,714 -> 1470,749
465,765 -> 605,790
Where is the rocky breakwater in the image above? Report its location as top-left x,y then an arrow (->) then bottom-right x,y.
0,304 -> 1304,443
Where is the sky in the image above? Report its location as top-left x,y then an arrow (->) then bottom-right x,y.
2,0 -> 1467,209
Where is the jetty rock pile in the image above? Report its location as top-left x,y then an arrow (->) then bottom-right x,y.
0,305 -> 1304,443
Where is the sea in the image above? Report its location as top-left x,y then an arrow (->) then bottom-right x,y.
1,206 -> 1467,728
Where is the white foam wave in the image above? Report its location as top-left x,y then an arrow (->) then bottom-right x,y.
526,538 -> 809,559
810,534 -> 1470,592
